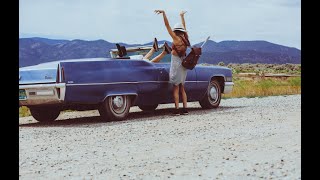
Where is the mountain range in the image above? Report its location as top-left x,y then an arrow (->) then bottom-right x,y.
19,37 -> 300,67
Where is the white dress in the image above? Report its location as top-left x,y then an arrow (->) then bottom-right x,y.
169,54 -> 187,86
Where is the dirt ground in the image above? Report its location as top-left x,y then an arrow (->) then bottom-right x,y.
19,95 -> 301,179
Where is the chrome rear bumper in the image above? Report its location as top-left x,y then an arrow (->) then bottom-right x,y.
224,82 -> 234,94
19,83 -> 66,106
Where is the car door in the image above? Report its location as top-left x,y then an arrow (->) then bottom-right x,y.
156,63 -> 198,103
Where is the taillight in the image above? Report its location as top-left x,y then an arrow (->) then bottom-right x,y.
56,64 -> 60,83
61,67 -> 65,82
57,88 -> 60,98
56,64 -> 66,83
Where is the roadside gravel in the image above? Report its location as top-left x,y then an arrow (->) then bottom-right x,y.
19,95 -> 301,179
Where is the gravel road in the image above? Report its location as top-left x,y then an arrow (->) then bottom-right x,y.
19,95 -> 301,179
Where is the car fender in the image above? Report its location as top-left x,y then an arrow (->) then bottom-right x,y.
101,91 -> 138,104
199,74 -> 226,100
209,74 -> 226,82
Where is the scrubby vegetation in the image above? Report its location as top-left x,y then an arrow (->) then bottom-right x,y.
19,106 -> 30,117
207,62 -> 301,98
223,76 -> 301,98
201,62 -> 301,75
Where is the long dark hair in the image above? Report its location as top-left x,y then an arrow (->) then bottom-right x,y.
174,30 -> 190,46
174,30 -> 188,39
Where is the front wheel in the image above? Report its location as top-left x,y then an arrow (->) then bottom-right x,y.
99,95 -> 131,121
199,80 -> 222,109
29,107 -> 61,122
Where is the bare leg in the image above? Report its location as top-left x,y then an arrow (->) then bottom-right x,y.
150,49 -> 167,63
173,85 -> 180,109
143,47 -> 155,60
180,84 -> 188,108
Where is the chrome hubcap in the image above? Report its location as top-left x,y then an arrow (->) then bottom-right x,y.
111,96 -> 126,114
113,96 -> 124,108
209,86 -> 218,101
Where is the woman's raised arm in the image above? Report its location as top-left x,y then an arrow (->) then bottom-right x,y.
155,10 -> 177,40
180,10 -> 187,31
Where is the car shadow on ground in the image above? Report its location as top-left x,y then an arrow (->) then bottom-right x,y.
19,106 -> 245,127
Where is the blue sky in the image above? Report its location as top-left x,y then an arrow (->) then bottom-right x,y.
19,0 -> 301,49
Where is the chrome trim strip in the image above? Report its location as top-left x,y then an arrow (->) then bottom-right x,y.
66,81 -> 207,86
19,83 -> 66,89
59,86 -> 66,101
224,82 -> 234,94
225,82 -> 234,86
19,68 -> 57,71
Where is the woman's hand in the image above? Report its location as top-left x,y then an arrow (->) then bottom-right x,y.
154,10 -> 165,14
180,10 -> 187,16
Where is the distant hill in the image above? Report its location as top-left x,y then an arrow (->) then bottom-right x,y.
20,37 -> 70,45
19,37 -> 300,67
194,40 -> 300,64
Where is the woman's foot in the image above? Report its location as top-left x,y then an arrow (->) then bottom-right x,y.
116,43 -> 123,57
172,108 -> 180,116
180,108 -> 188,115
116,43 -> 127,57
153,38 -> 159,52
163,42 -> 172,54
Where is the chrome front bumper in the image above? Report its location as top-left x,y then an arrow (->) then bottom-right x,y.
224,82 -> 234,94
19,83 -> 66,106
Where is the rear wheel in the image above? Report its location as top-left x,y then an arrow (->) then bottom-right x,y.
138,104 -> 158,111
199,80 -> 222,109
29,107 -> 60,122
99,95 -> 131,121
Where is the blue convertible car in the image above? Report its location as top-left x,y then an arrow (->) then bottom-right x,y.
19,46 -> 234,122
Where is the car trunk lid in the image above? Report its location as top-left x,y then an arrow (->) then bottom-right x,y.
19,62 -> 59,85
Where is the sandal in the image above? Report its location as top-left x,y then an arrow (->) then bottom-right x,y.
153,38 -> 159,52
163,42 -> 172,54
120,45 -> 127,56
116,43 -> 123,57
116,43 -> 127,57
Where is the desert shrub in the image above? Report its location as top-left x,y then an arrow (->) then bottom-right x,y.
257,79 -> 277,89
288,77 -> 301,86
218,61 -> 225,66
19,106 -> 30,117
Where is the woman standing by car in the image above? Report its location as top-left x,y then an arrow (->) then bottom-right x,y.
154,10 -> 190,116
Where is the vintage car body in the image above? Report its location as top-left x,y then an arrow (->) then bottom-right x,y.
19,47 -> 234,122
